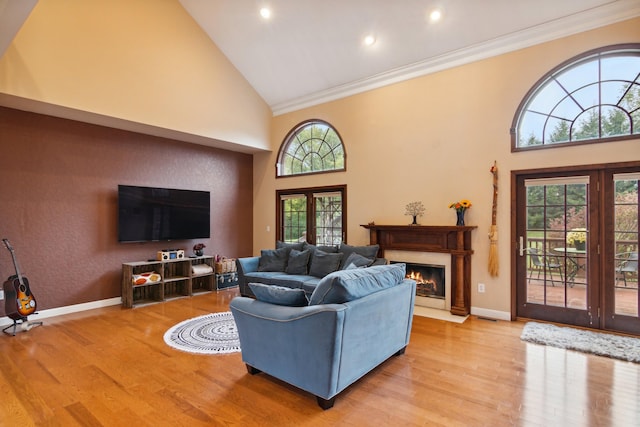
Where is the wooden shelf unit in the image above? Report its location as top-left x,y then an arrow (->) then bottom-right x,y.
121,256 -> 215,308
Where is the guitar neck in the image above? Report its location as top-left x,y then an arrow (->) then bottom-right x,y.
3,239 -> 25,285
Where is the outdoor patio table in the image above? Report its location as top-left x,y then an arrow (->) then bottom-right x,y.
553,247 -> 587,285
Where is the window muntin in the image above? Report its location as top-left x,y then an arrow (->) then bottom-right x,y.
277,120 -> 346,177
513,45 -> 640,150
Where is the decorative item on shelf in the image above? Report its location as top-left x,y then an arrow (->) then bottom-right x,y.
566,228 -> 586,251
157,249 -> 185,261
193,243 -> 206,257
214,254 -> 237,273
449,199 -> 472,226
132,272 -> 161,286
404,201 -> 426,225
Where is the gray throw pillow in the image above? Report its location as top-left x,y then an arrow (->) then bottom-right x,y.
338,243 -> 379,269
249,283 -> 308,306
342,252 -> 373,269
308,250 -> 343,278
276,240 -> 305,251
257,247 -> 289,272
285,249 -> 311,275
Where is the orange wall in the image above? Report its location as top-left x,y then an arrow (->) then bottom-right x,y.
0,0 -> 271,151
0,107 -> 253,315
256,17 -> 640,317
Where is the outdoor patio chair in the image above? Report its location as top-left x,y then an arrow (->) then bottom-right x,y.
615,252 -> 638,287
526,247 -> 563,286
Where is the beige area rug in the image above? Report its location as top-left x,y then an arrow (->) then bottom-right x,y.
413,306 -> 468,323
521,322 -> 640,363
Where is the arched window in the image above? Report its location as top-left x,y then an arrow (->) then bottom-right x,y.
277,119 -> 346,177
512,44 -> 640,151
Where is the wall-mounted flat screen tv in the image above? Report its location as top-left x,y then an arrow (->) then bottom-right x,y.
118,185 -> 210,243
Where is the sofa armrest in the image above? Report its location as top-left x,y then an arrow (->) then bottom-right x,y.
236,256 -> 260,297
230,297 -> 347,399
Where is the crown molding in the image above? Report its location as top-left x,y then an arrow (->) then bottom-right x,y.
272,0 -> 640,116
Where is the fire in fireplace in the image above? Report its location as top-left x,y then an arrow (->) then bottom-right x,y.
394,262 -> 445,299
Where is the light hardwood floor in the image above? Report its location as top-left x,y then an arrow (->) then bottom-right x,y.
1,288 -> 638,426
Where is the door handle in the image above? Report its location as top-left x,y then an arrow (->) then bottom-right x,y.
519,236 -> 524,257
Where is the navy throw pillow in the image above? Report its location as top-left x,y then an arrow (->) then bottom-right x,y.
308,250 -> 343,278
257,247 -> 289,272
285,249 -> 311,275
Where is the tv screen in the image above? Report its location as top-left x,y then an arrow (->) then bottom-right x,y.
118,185 -> 210,243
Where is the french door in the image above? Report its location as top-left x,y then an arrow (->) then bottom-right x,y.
514,163 -> 639,335
276,185 -> 346,246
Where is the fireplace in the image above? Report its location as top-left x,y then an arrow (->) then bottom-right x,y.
362,224 -> 476,316
389,251 -> 451,310
409,263 -> 445,299
393,262 -> 445,299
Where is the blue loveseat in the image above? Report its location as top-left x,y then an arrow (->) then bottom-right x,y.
236,241 -> 386,298
229,263 -> 416,409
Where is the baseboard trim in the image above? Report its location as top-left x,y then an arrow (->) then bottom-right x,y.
470,307 -> 511,321
0,297 -> 122,327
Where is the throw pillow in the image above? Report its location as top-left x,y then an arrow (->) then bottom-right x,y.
309,263 -> 406,305
285,249 -> 311,275
308,250 -> 343,278
276,240 -> 305,251
257,247 -> 289,272
338,243 -> 379,269
249,283 -> 309,307
342,252 -> 373,269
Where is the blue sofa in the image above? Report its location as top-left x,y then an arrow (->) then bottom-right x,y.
236,242 -> 386,298
229,263 -> 416,409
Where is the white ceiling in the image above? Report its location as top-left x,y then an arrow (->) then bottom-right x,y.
180,0 -> 640,115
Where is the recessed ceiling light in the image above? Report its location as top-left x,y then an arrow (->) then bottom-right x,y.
429,9 -> 442,22
259,7 -> 271,19
364,35 -> 376,46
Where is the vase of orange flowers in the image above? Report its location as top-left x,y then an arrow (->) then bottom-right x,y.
449,199 -> 472,226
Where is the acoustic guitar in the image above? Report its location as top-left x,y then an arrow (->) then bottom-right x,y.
2,239 -> 37,319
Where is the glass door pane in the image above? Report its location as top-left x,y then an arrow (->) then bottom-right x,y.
613,174 -> 639,317
524,177 -> 589,310
281,194 -> 307,243
313,192 -> 342,246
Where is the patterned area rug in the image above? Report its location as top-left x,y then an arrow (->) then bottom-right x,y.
521,322 -> 640,363
163,311 -> 240,354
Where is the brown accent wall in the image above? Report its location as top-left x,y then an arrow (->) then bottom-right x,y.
0,107 -> 253,314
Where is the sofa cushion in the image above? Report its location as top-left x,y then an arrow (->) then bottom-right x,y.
308,250 -> 343,278
249,283 -> 309,306
302,242 -> 338,254
301,277 -> 322,295
257,247 -> 290,272
309,263 -> 406,305
276,241 -> 305,251
338,244 -> 379,269
285,249 -> 311,275
342,252 -> 374,269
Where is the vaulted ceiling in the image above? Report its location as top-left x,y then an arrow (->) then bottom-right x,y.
179,0 -> 640,115
1,0 -> 639,118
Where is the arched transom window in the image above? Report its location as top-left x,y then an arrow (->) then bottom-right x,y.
512,44 -> 640,150
277,120 -> 346,177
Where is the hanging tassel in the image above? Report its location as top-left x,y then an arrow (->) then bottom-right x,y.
488,161 -> 499,277
488,225 -> 499,276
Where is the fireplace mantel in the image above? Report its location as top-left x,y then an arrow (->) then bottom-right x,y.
361,224 -> 477,316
